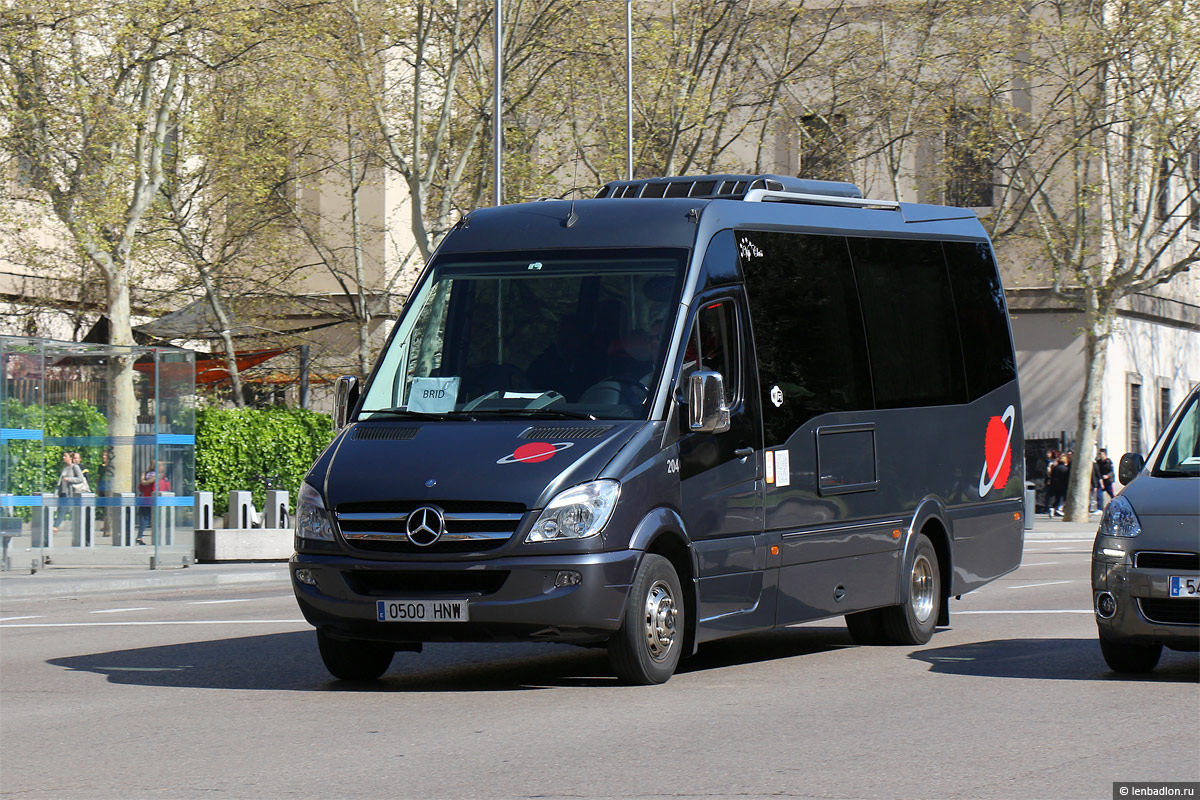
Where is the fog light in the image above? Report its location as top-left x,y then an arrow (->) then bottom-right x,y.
1095,591 -> 1117,619
1100,548 -> 1125,559
554,570 -> 582,588
295,568 -> 318,586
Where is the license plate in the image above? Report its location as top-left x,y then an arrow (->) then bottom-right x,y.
1168,576 -> 1200,598
376,599 -> 469,622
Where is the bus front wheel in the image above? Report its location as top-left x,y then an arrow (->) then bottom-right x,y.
608,554 -> 684,685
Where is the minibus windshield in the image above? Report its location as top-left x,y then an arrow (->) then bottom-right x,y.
360,248 -> 686,421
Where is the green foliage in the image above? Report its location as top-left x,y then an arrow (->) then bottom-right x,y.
1,399 -> 109,519
195,406 -> 334,516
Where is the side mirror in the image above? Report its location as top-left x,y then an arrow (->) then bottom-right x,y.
1118,453 -> 1144,485
688,371 -> 731,434
333,375 -> 359,431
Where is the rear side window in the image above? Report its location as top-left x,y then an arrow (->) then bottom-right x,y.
943,241 -> 1016,399
740,231 -> 873,445
848,237 -> 967,408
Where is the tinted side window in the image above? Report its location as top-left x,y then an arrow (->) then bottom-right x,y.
943,241 -> 1016,399
699,230 -> 741,289
848,237 -> 967,408
741,231 -> 873,445
681,299 -> 739,407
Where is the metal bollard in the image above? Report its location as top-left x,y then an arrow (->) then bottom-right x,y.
34,493 -> 54,548
73,492 -> 96,547
155,491 -> 176,545
265,490 -> 290,529
228,491 -> 253,530
194,491 -> 214,530
113,493 -> 136,546
1023,481 -> 1035,531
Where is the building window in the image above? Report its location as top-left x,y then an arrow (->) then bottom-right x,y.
1191,145 -> 1199,232
1128,379 -> 1143,454
1160,384 -> 1172,437
944,109 -> 993,208
798,115 -> 849,183
1156,157 -> 1172,221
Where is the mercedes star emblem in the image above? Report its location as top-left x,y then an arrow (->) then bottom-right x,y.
406,505 -> 445,547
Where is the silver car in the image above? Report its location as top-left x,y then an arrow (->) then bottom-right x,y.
1091,385 -> 1200,673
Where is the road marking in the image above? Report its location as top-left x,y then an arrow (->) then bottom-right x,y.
0,615 -> 42,622
1008,580 -> 1074,590
955,609 -> 1092,614
0,619 -> 307,629
186,598 -> 256,605
90,607 -> 152,614
1018,562 -> 1060,567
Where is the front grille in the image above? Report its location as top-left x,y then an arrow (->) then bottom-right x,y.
334,500 -> 525,555
1135,551 -> 1200,570
521,425 -> 613,440
345,570 -> 509,597
352,425 -> 420,441
1138,598 -> 1199,625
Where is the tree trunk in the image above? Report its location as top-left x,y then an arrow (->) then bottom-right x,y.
105,270 -> 137,503
196,265 -> 245,407
1064,289 -> 1112,522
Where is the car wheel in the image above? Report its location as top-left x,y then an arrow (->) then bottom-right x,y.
1099,635 -> 1162,674
608,554 -> 684,685
845,608 -> 887,645
879,533 -> 941,645
317,630 -> 394,681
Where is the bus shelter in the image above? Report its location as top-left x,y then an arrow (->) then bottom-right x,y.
0,336 -> 195,571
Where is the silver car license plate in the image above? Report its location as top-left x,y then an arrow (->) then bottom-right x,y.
376,599 -> 469,622
1168,576 -> 1199,598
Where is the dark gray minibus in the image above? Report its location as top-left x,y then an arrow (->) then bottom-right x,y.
292,174 -> 1025,684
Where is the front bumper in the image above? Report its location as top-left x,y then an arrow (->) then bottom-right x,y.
1092,536 -> 1199,651
292,550 -> 640,647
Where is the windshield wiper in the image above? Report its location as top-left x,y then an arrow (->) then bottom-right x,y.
1151,468 -> 1196,478
362,408 -> 476,421
474,408 -> 599,421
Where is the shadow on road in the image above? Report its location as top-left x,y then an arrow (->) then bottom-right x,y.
47,625 -> 857,692
912,638 -> 1200,682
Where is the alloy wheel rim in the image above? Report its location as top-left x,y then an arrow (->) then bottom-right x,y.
911,553 -> 935,623
643,580 -> 677,661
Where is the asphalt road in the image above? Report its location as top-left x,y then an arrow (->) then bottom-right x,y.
1,536 -> 1196,800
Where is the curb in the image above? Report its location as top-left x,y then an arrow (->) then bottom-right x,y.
0,564 -> 290,600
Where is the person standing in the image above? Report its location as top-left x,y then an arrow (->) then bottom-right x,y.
1046,454 -> 1071,517
136,462 -> 170,545
53,452 -> 85,534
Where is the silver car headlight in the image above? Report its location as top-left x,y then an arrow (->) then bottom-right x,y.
295,480 -> 334,541
527,480 -> 620,542
1098,495 -> 1141,538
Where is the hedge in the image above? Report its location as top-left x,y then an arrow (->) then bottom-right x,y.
1,399 -> 109,519
195,407 -> 334,516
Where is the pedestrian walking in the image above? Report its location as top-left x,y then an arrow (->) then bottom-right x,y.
1092,448 -> 1115,511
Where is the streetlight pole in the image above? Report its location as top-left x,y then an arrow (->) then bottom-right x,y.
494,0 -> 503,206
626,0 -> 633,180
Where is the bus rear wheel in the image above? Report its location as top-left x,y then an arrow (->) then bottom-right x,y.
608,554 -> 684,685
317,630 -> 394,681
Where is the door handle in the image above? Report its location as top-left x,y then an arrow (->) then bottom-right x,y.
734,447 -> 754,459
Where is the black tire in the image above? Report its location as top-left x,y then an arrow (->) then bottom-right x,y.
1099,635 -> 1162,674
317,630 -> 394,681
845,608 -> 887,645
608,554 -> 684,685
879,533 -> 941,645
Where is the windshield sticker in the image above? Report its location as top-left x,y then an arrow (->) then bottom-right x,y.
497,441 -> 575,465
978,405 -> 1015,497
409,377 -> 460,413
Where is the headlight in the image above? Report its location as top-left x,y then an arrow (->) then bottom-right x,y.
527,480 -> 620,542
1098,495 -> 1141,538
295,481 -> 334,541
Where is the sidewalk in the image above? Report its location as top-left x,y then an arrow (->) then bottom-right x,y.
0,513 -> 1100,602
0,561 -> 290,601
